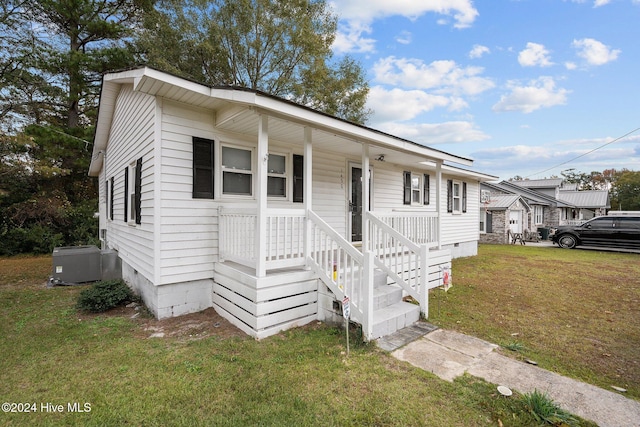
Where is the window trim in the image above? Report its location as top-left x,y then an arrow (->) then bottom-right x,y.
266,151 -> 288,199
220,143 -> 254,198
403,171 -> 430,206
447,179 -> 465,214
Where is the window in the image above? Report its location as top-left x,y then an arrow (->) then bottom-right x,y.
403,171 -> 430,206
534,205 -> 543,225
222,145 -> 252,196
129,158 -> 142,224
267,153 -> 286,197
447,180 -> 466,214
411,174 -> 421,204
123,167 -> 128,221
292,154 -> 304,203
193,137 -> 215,199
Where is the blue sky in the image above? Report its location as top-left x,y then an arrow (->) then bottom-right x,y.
329,0 -> 640,181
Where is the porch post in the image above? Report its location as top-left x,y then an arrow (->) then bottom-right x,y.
256,114 -> 268,277
436,161 -> 443,250
361,143 -> 370,251
304,127 -> 313,261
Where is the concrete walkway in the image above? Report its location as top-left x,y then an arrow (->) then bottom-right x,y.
379,325 -> 640,427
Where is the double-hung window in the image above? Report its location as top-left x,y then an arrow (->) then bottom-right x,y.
534,205 -> 543,225
267,153 -> 286,198
222,145 -> 253,196
403,172 -> 431,206
447,180 -> 467,214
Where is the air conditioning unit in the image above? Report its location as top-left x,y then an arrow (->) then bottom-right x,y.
52,246 -> 102,284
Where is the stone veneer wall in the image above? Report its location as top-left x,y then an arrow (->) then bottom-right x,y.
479,210 -> 509,244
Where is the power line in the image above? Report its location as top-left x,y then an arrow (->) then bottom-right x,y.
524,127 -> 640,178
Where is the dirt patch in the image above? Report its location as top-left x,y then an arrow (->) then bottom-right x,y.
80,305 -> 247,341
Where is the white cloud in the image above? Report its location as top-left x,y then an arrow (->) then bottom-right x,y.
572,38 -> 620,66
372,56 -> 495,96
330,0 -> 478,53
372,121 -> 490,145
518,42 -> 553,67
395,31 -> 412,45
594,0 -> 612,6
332,21 -> 376,54
366,86 -> 452,123
565,61 -> 577,70
492,76 -> 569,114
330,0 -> 479,28
469,44 -> 490,59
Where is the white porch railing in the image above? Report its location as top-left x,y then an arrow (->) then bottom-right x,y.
366,212 -> 429,316
307,210 -> 374,340
218,207 -> 307,271
374,211 -> 439,248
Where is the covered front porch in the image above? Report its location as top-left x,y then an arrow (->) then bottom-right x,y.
211,113 -> 460,340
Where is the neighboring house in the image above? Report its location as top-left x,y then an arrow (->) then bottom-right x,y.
480,178 -> 610,243
88,67 -> 496,341
479,190 -> 531,244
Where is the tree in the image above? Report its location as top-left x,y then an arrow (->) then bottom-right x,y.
610,170 -> 640,211
137,0 -> 371,123
560,169 -> 610,190
26,0 -> 153,128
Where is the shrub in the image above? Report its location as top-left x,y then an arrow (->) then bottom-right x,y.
76,280 -> 135,313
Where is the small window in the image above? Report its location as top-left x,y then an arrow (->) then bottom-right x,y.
453,182 -> 461,213
404,171 -> 429,206
534,205 -> 543,225
447,180 -> 465,214
267,153 -> 286,198
222,145 -> 252,196
411,174 -> 421,204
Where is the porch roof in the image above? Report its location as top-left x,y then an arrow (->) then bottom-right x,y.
90,67 -> 483,177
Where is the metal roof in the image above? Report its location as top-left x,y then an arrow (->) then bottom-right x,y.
513,178 -> 564,188
483,194 -> 522,210
557,190 -> 610,208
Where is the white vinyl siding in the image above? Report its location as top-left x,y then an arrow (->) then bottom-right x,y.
440,174 -> 479,247
102,85 -> 156,282
159,100 -> 218,285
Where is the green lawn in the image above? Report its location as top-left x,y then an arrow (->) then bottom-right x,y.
0,251 -> 615,426
429,244 -> 640,400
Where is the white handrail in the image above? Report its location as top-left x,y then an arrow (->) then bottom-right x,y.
307,210 -> 373,338
367,212 -> 428,315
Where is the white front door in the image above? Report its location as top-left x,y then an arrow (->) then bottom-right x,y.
509,210 -> 522,233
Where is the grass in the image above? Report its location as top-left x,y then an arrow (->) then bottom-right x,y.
0,252 -> 609,426
429,244 -> 640,400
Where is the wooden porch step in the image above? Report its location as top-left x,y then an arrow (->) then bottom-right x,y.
372,301 -> 420,340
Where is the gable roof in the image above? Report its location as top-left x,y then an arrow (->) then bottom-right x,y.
557,190 -> 610,209
483,194 -> 526,210
490,181 -> 571,207
90,67 -> 496,182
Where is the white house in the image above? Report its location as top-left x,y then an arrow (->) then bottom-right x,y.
88,67 -> 496,340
